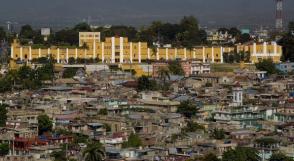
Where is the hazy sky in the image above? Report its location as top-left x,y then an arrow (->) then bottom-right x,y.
0,0 -> 293,28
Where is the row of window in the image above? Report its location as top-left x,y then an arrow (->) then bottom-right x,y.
80,34 -> 100,38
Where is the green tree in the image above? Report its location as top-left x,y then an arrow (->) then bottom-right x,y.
51,149 -> 66,161
73,23 -> 92,32
222,147 -> 260,161
6,32 -> 16,44
278,21 -> 294,62
0,27 -> 7,41
179,16 -> 201,47
137,75 -> 157,91
35,57 -> 54,83
36,62 -> 54,81
239,51 -> 250,62
15,65 -> 42,89
98,108 -> 108,115
223,53 -> 230,63
168,60 -> 184,75
37,114 -> 53,135
205,82 -> 212,87
6,69 -> 19,88
255,59 -> 278,75
237,33 -> 252,43
122,133 -> 142,148
97,26 -> 138,41
211,128 -> 225,140
202,153 -> 220,161
0,104 -> 8,127
269,152 -> 293,161
63,68 -> 78,78
18,65 -> 33,80
182,121 -> 205,133
20,25 -> 34,40
83,142 -> 105,161
68,57 -> 76,64
136,16 -> 206,47
229,27 -> 241,38
0,64 -> 48,91
0,78 -> 11,92
0,143 -> 9,156
32,57 -> 50,64
198,29 -> 208,44
177,100 -> 199,118
228,53 -> 235,63
53,29 -> 79,46
158,23 -> 182,45
136,27 -> 154,46
157,66 -> 170,84
33,30 -> 44,44
103,123 -> 111,132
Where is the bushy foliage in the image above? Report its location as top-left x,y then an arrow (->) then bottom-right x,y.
168,60 -> 184,75
222,147 -> 260,161
18,17 -> 207,48
0,104 -> 8,127
269,152 -> 294,161
63,68 -> 78,78
255,59 -> 278,75
137,75 -> 158,91
211,128 -> 225,140
177,100 -> 199,118
0,143 -> 9,156
37,114 -> 53,135
182,121 -> 205,133
278,21 -> 294,62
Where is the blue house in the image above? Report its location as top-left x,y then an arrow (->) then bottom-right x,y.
276,62 -> 294,73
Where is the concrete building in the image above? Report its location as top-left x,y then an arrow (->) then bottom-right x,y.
10,32 -> 282,64
236,42 -> 282,63
232,85 -> 243,107
79,32 -> 101,47
189,61 -> 211,75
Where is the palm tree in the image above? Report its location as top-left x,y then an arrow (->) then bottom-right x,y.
83,142 -> 105,161
157,66 -> 170,84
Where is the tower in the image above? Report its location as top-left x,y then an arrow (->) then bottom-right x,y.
233,83 -> 243,106
275,0 -> 283,30
6,21 -> 11,32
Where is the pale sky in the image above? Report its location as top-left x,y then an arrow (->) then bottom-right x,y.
0,0 -> 293,28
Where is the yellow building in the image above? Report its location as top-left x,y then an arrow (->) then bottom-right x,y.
237,42 -> 282,63
10,32 -> 282,64
79,32 -> 101,47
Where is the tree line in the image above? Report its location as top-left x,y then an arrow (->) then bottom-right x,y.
278,22 -> 294,62
14,16 -> 207,49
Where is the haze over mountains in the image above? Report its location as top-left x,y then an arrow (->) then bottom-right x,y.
0,0 -> 293,28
